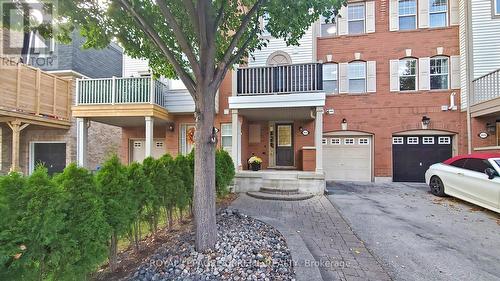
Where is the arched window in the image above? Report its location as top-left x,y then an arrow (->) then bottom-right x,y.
348,61 -> 366,93
266,51 -> 292,66
430,56 -> 449,90
323,63 -> 338,93
399,58 -> 417,91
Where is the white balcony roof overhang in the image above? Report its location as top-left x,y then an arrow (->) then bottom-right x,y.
229,92 -> 326,110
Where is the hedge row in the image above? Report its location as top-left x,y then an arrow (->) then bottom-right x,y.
0,149 -> 235,280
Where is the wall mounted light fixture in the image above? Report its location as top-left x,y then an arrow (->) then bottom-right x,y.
168,123 -> 175,132
486,123 -> 496,133
341,118 -> 348,131
421,116 -> 431,129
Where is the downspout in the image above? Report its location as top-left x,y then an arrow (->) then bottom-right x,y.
466,0 -> 474,154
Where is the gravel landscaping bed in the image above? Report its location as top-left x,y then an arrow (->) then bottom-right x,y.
129,209 -> 295,281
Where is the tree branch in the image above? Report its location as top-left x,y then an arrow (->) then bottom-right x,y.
117,0 -> 197,97
182,0 -> 200,39
217,0 -> 267,74
214,0 -> 227,32
156,0 -> 201,77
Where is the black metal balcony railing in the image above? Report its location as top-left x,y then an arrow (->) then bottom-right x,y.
473,68 -> 500,105
237,63 -> 323,95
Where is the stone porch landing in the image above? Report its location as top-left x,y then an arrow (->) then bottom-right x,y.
233,170 -> 325,194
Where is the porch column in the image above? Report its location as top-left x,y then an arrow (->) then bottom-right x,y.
76,117 -> 88,168
145,116 -> 154,158
7,120 -> 29,172
315,107 -> 324,173
231,109 -> 239,170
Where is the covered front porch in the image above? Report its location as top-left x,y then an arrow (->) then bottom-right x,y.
228,91 -> 326,194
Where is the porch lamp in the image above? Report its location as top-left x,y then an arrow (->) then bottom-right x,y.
168,123 -> 175,132
341,118 -> 348,131
421,116 -> 431,129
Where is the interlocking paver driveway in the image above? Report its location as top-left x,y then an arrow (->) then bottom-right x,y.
230,194 -> 391,281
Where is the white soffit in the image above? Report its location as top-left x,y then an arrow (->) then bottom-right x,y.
228,92 -> 326,109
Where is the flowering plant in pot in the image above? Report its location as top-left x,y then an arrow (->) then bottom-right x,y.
248,156 -> 263,171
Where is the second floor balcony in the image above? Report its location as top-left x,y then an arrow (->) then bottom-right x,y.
471,68 -> 500,117
237,63 -> 323,95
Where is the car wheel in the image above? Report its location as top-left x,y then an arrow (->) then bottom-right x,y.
429,176 -> 446,197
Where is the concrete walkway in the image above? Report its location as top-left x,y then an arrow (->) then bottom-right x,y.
230,194 -> 391,281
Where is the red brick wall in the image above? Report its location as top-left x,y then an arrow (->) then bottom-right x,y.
317,0 -> 466,177
471,117 -> 500,152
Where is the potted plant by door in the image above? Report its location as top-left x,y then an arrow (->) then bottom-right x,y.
248,156 -> 263,171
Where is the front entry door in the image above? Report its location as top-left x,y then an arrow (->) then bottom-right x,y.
33,143 -> 66,175
276,124 -> 294,166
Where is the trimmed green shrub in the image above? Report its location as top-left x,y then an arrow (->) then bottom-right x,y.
96,155 -> 134,272
175,154 -> 193,218
215,149 -> 235,197
53,163 -> 110,279
127,162 -> 153,252
142,157 -> 163,233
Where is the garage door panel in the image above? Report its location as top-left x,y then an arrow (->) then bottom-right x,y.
323,136 -> 372,182
393,135 -> 452,182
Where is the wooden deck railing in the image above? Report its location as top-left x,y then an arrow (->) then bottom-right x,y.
76,77 -> 168,108
237,63 -> 323,95
0,60 -> 71,120
473,68 -> 500,105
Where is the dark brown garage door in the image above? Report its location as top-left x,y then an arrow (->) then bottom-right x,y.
392,136 -> 452,182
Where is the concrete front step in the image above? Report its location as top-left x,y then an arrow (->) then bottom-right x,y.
247,191 -> 314,201
260,186 -> 299,194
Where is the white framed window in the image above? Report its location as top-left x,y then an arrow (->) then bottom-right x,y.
430,56 -> 449,90
438,136 -> 451,144
155,142 -> 164,148
344,138 -> 355,145
358,138 -> 370,145
221,123 -> 232,154
399,0 -> 417,30
320,14 -> 337,36
323,63 -> 338,94
322,138 -> 328,145
262,12 -> 271,36
496,0 -> 500,16
134,141 -> 142,148
331,138 -> 342,145
348,61 -> 366,93
407,137 -> 419,144
429,0 -> 448,28
399,58 -> 417,91
348,3 -> 365,34
393,137 -> 404,144
423,137 -> 435,144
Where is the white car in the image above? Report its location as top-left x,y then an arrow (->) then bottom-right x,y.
425,153 -> 500,213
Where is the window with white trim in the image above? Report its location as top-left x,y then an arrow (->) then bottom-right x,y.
496,0 -> 500,16
393,137 -> 404,144
320,14 -> 337,36
221,124 -> 232,154
407,137 -> 419,144
134,141 -> 142,148
429,0 -> 448,28
359,138 -> 370,145
344,138 -> 355,145
430,57 -> 449,90
438,136 -> 451,144
322,138 -> 328,145
323,63 -> 339,94
348,3 -> 365,34
331,138 -> 341,145
348,61 -> 366,93
399,0 -> 417,30
399,58 -> 417,91
262,13 -> 271,36
423,137 -> 435,144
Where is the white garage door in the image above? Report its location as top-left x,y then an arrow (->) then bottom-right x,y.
323,136 -> 372,181
131,140 -> 166,163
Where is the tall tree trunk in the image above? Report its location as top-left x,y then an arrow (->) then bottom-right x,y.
109,232 -> 118,272
193,87 -> 217,252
